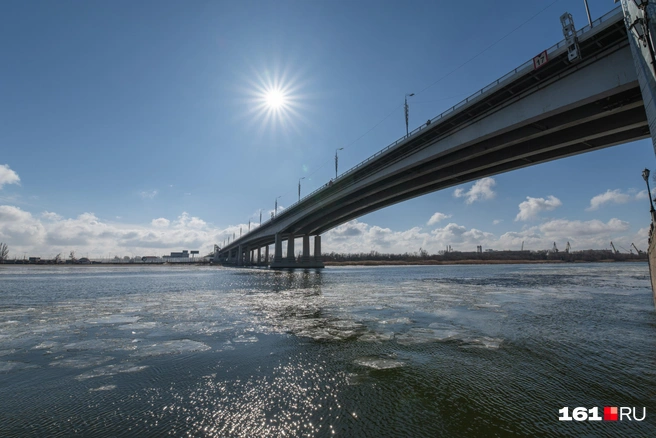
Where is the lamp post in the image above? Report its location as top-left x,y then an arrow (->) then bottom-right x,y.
404,93 -> 414,137
335,147 -> 344,179
643,168 -> 655,219
298,177 -> 305,202
259,209 -> 262,226
583,0 -> 592,27
275,196 -> 281,218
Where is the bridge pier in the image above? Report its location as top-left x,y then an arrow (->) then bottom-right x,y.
257,247 -> 261,266
270,233 -> 324,269
237,245 -> 243,266
314,235 -> 324,266
264,245 -> 269,266
274,233 -> 283,264
287,233 -> 295,263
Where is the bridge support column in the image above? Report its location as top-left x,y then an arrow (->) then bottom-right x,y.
313,235 -> 325,268
287,234 -> 295,263
274,233 -> 283,263
237,245 -> 243,266
264,245 -> 269,265
302,235 -> 311,264
257,247 -> 261,266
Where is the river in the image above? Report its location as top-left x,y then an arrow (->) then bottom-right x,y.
0,263 -> 654,437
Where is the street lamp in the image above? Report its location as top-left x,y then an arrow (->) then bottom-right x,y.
335,148 -> 344,179
583,0 -> 592,27
275,196 -> 282,217
404,93 -> 415,138
298,177 -> 305,201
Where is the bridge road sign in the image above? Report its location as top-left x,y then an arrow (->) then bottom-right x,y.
533,50 -> 548,69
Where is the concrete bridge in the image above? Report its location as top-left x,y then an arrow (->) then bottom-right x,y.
216,2 -> 656,269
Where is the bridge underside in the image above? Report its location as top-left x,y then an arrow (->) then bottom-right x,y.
303,85 -> 647,235
217,7 -> 650,268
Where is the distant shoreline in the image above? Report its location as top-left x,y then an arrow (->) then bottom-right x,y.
324,259 -> 647,266
1,259 -> 646,267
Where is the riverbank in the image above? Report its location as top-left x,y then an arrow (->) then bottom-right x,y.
324,259 -> 647,266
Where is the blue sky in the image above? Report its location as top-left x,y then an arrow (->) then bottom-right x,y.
0,0 -> 654,259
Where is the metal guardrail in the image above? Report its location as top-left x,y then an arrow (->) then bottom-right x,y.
225,6 -> 623,249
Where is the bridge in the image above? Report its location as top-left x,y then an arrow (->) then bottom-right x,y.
216,2 -> 656,269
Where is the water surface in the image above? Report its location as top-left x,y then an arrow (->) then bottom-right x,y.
1,263 -> 654,437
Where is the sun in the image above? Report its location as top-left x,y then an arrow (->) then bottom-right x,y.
265,89 -> 287,110
241,65 -> 309,136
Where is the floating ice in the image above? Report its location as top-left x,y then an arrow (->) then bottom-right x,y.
358,331 -> 395,343
86,315 -> 141,325
131,339 -> 211,357
89,385 -> 117,391
232,335 -> 259,343
460,336 -> 502,349
76,363 -> 149,380
49,355 -> 114,369
32,341 -> 60,350
354,357 -> 405,370
63,338 -> 133,352
379,317 -> 413,325
395,327 -> 461,345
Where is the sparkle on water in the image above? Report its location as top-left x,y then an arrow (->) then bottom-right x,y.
1,263 -> 655,437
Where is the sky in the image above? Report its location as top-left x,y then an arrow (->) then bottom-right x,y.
1,0 -> 654,259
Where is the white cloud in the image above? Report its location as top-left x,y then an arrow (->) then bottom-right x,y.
41,211 -> 63,221
453,177 -> 496,204
635,190 -> 648,200
0,164 -> 20,189
493,219 -> 502,225
539,218 -> 629,237
427,212 -> 451,226
515,195 -> 562,221
151,218 -> 170,227
0,205 -> 239,258
587,189 -> 632,211
139,190 -> 158,199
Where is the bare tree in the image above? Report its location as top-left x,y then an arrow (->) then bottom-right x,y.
54,253 -> 62,264
0,242 -> 8,262
69,251 -> 76,263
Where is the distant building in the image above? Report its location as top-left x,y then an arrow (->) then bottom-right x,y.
167,250 -> 189,258
142,256 -> 159,263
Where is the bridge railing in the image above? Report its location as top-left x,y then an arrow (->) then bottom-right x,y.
228,6 -> 622,248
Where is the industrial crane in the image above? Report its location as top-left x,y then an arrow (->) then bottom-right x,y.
565,242 -> 571,253
610,241 -> 619,254
631,243 -> 644,255
552,242 -> 558,253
